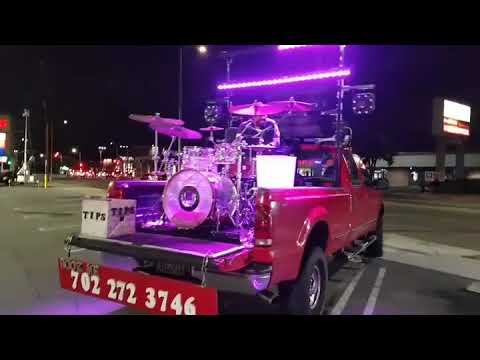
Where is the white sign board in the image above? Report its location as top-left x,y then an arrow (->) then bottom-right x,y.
257,155 -> 297,189
81,198 -> 137,238
444,99 -> 471,123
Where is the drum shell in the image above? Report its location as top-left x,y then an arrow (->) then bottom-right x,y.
182,146 -> 216,173
214,143 -> 241,165
162,169 -> 237,229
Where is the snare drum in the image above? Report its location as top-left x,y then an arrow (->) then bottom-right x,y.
182,146 -> 216,173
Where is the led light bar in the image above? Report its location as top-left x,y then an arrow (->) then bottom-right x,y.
217,69 -> 351,91
278,45 -> 315,51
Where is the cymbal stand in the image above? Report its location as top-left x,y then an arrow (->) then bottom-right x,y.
208,129 -> 216,145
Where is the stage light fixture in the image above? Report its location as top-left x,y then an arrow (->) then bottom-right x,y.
352,92 -> 376,115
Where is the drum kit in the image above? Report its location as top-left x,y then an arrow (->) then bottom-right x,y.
129,98 -> 317,231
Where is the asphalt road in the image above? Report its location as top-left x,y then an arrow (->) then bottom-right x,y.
0,181 -> 479,315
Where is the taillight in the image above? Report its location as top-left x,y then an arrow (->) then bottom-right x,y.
251,191 -> 274,264
254,191 -> 272,246
107,181 -> 124,199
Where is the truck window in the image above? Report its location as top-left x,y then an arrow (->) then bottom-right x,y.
296,150 -> 337,187
344,153 -> 361,186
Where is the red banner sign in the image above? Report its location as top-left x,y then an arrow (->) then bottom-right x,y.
58,258 -> 218,315
0,119 -> 7,130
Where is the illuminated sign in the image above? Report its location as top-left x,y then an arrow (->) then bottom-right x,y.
433,98 -> 472,137
0,132 -> 5,148
0,119 -> 8,130
443,99 -> 471,136
0,156 -> 7,163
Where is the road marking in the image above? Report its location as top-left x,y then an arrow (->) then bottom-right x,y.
64,247 -> 86,254
330,266 -> 366,315
363,267 -> 387,315
38,224 -> 79,232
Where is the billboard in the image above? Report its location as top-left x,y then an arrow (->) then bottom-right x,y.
0,116 -> 12,162
433,98 -> 471,137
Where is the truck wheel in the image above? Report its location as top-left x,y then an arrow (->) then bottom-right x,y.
365,217 -> 383,258
279,247 -> 328,315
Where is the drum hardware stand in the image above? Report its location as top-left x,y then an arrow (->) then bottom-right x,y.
159,136 -> 178,174
200,252 -> 210,287
64,234 -> 74,258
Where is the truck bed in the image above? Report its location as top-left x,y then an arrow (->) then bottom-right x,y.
67,231 -> 247,268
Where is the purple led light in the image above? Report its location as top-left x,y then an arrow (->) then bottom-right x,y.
217,69 -> 351,91
278,45 -> 316,51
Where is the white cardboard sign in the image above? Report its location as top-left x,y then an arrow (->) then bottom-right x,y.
80,198 -> 137,238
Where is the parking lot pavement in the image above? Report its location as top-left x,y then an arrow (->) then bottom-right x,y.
1,182 -> 479,315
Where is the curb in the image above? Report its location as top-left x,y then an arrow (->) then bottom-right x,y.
466,282 -> 480,294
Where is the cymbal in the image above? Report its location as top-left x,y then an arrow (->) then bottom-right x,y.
129,114 -> 185,127
199,126 -> 224,132
267,99 -> 316,113
229,101 -> 283,116
150,125 -> 202,140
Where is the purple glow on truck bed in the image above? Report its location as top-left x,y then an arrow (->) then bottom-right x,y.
217,69 -> 351,90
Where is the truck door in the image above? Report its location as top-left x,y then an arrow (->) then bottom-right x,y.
343,152 -> 368,242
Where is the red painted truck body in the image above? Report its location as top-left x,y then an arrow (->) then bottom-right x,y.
63,145 -> 383,314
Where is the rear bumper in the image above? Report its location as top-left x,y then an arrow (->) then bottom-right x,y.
65,233 -> 272,296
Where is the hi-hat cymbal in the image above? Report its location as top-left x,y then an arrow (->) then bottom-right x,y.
267,99 -> 317,113
129,114 -> 185,127
229,101 -> 283,116
150,125 -> 202,140
199,126 -> 224,132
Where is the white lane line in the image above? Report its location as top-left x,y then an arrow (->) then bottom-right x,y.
38,224 -> 79,232
64,247 -> 86,254
363,267 -> 387,315
330,266 -> 367,315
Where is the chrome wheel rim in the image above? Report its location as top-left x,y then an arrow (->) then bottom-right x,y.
308,265 -> 321,310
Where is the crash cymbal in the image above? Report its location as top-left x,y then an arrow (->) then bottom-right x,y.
150,125 -> 202,140
129,114 -> 185,127
199,126 -> 224,132
229,101 -> 283,116
267,99 -> 316,113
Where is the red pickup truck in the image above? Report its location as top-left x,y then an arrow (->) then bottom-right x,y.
62,144 -> 383,315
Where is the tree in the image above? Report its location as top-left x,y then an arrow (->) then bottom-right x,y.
357,134 -> 396,178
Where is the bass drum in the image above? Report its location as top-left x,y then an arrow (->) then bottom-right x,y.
162,169 -> 238,229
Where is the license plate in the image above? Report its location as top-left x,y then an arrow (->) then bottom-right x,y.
155,262 -> 190,277
58,258 -> 218,315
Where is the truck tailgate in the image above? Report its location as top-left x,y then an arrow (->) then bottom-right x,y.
67,232 -> 247,268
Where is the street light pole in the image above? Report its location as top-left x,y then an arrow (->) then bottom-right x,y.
43,99 -> 49,188
22,109 -> 29,177
178,47 -> 183,153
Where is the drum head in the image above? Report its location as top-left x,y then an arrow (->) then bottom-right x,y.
163,169 -> 213,229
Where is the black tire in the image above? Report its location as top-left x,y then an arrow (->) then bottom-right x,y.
279,247 -> 328,315
365,217 -> 384,258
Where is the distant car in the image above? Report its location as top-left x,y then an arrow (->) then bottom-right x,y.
1,171 -> 14,186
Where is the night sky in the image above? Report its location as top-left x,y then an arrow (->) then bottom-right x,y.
1,45 -> 480,161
